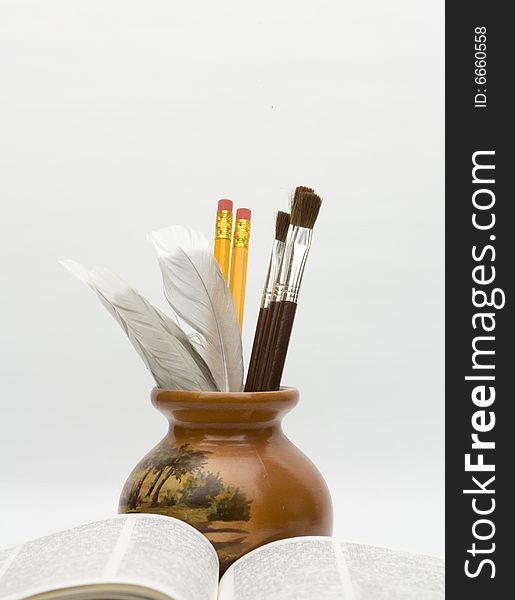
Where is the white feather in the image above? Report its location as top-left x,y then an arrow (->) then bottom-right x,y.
148,226 -> 244,392
60,260 -> 218,391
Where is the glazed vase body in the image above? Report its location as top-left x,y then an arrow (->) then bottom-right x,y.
118,387 -> 333,573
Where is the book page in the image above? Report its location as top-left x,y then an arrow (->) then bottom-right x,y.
218,537 -> 444,600
340,542 -> 444,600
0,514 -> 219,600
218,537 -> 351,600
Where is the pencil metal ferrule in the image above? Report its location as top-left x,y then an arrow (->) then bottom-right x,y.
232,218 -> 251,249
215,210 -> 233,241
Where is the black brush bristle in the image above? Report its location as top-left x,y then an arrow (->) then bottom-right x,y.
275,211 -> 290,242
291,191 -> 322,229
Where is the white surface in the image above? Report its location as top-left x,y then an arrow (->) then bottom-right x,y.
0,1 -> 444,557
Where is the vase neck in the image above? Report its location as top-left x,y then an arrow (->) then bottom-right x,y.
151,387 -> 299,431
164,404 -> 288,431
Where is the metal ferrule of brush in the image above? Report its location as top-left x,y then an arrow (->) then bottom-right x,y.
280,226 -> 313,304
261,239 -> 285,309
271,226 -> 294,302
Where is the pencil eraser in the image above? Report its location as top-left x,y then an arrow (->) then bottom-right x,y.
218,199 -> 233,211
236,208 -> 251,221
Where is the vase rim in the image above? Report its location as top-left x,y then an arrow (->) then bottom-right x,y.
151,385 -> 299,408
151,386 -> 299,427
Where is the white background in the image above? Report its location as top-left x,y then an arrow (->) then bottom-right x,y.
0,1 -> 444,556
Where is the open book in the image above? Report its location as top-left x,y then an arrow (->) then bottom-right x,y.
0,514 -> 443,600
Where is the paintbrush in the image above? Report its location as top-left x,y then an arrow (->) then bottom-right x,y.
244,211 -> 290,391
252,186 -> 314,391
259,190 -> 322,391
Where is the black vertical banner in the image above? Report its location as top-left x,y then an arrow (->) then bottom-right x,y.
446,2 -> 513,597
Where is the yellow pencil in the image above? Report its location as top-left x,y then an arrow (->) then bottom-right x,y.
229,208 -> 251,330
214,199 -> 233,282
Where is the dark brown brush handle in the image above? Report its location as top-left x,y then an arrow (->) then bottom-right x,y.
262,301 -> 297,391
255,300 -> 281,391
244,306 -> 268,391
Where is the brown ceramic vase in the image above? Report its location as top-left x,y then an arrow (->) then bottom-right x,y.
118,387 -> 333,573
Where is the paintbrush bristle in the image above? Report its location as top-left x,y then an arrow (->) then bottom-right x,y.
291,191 -> 322,229
290,186 -> 315,210
275,211 -> 290,242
